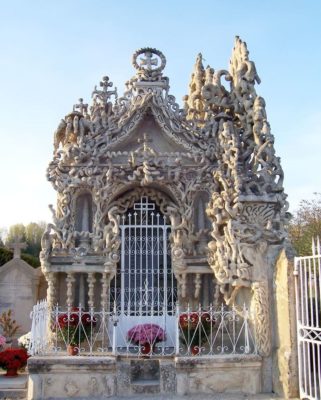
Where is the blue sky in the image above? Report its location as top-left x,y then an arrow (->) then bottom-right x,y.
0,0 -> 321,228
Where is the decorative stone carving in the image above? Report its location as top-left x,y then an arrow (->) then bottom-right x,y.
64,380 -> 79,397
251,281 -> 271,356
42,42 -> 289,362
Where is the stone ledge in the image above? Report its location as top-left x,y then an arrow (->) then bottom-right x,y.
175,354 -> 262,369
0,372 -> 28,389
0,388 -> 27,399
175,355 -> 262,395
28,355 -> 116,373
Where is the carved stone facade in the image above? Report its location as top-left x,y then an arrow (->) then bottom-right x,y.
42,40 -> 289,356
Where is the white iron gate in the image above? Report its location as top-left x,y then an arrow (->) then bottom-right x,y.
110,196 -> 177,348
295,238 -> 321,400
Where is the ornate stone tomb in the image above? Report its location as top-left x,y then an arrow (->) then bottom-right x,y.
28,39 -> 298,398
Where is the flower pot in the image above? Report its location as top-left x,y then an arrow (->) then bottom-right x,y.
67,345 -> 78,356
5,367 -> 18,377
191,345 -> 200,356
3,341 -> 12,350
141,343 -> 152,355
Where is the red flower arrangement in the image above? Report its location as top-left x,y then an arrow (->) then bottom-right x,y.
0,348 -> 29,373
55,308 -> 96,346
179,311 -> 213,348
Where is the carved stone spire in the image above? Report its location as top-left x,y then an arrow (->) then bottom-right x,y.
185,53 -> 206,120
229,36 -> 261,94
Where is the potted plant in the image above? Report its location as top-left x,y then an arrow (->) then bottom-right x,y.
127,323 -> 166,355
55,308 -> 96,355
179,311 -> 214,355
17,332 -> 31,351
0,309 -> 20,346
0,348 -> 29,377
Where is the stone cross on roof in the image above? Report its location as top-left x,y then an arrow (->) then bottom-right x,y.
73,98 -> 88,115
8,237 -> 27,259
140,51 -> 158,70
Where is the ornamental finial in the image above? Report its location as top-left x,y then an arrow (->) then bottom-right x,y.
132,48 -> 166,81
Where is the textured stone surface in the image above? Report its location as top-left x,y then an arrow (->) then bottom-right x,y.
27,356 -> 116,400
272,248 -> 299,398
176,356 -> 262,395
31,40 -> 298,400
160,360 -> 176,394
0,257 -> 43,334
0,371 -> 28,400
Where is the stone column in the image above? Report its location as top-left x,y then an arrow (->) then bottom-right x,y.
66,272 -> 75,308
87,272 -> 96,308
272,248 -> 299,398
46,272 -> 57,309
100,272 -> 108,311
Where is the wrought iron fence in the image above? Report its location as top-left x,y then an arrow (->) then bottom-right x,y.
295,237 -> 321,400
29,301 -> 257,357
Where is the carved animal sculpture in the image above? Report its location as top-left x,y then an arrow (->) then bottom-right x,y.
53,119 -> 67,153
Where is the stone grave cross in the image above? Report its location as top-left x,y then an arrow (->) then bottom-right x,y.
8,237 -> 27,259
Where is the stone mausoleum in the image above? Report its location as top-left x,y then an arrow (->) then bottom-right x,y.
28,38 -> 298,399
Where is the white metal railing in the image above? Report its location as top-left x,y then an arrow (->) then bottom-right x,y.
29,299 -> 50,355
29,301 -> 256,357
295,237 -> 321,400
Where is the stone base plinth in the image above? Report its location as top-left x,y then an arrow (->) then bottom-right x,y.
176,355 -> 262,395
0,371 -> 28,399
27,355 -> 262,399
27,356 -> 116,400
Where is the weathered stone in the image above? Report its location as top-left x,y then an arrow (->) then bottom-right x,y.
27,356 -> 116,400
0,257 -> 44,334
176,356 -> 262,395
28,40 -> 298,399
272,247 -> 299,398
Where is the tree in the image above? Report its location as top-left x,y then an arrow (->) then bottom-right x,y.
0,247 -> 40,268
25,222 -> 46,257
4,222 -> 46,259
5,224 -> 25,244
288,193 -> 321,256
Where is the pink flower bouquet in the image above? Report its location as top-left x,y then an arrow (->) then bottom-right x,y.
0,335 -> 6,347
127,323 -> 166,345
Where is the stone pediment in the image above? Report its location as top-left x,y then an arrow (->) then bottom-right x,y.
0,258 -> 40,283
108,111 -> 202,163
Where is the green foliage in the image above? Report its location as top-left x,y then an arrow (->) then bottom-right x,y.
288,193 -> 321,256
4,222 -> 45,259
21,253 -> 40,268
0,247 -> 12,266
0,247 -> 40,268
5,224 -> 25,243
24,222 -> 46,257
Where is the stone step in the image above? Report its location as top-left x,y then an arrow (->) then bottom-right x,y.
107,395 -> 292,400
0,372 -> 28,399
0,388 -> 27,399
107,395 -> 295,400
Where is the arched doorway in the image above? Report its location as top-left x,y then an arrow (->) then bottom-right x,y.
110,196 -> 177,350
